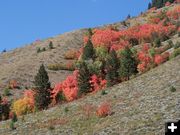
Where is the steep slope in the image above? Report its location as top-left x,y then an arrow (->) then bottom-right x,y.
0,29 -> 87,94
0,56 -> 179,135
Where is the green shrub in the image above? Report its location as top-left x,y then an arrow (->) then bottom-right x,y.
170,86 -> 176,92
37,47 -> 41,53
11,112 -> 18,123
130,47 -> 137,55
167,40 -> 174,46
95,47 -> 108,61
64,107 -> 69,113
148,48 -> 156,57
3,88 -> 11,96
48,125 -> 55,131
9,121 -> 16,130
153,38 -> 161,47
170,48 -> 180,58
88,60 -> 103,75
174,41 -> 180,49
42,47 -> 46,52
49,41 -> 54,49
48,62 -> 75,71
101,90 -> 108,95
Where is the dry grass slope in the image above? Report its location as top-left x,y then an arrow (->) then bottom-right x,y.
0,56 -> 179,135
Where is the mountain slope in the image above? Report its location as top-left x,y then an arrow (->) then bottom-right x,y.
0,55 -> 179,135
0,29 -> 87,95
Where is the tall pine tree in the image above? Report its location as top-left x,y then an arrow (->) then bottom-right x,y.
34,64 -> 51,110
119,47 -> 138,80
77,61 -> 91,96
82,39 -> 94,60
105,50 -> 120,87
148,2 -> 152,9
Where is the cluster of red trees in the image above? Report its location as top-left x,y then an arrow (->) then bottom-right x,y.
166,5 -> 180,20
2,4 -> 179,120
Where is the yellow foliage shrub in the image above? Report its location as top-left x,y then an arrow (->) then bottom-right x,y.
12,97 -> 35,116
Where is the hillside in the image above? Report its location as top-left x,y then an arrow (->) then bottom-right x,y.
0,55 -> 179,135
0,2 -> 180,135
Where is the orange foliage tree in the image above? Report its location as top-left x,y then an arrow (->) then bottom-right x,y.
96,102 -> 111,117
51,70 -> 79,104
90,74 -> 107,92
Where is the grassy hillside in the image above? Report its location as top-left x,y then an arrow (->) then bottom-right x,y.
0,56 -> 179,135
0,2 -> 180,135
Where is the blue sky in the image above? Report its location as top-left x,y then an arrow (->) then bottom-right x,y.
0,0 -> 151,51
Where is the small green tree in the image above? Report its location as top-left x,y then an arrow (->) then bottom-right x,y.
3,88 -> 11,96
0,96 -> 10,121
37,47 -> 41,53
34,64 -> 51,110
77,61 -> 91,96
2,49 -> 6,53
88,28 -> 93,36
11,112 -> 18,123
154,38 -> 161,47
49,41 -> 54,49
105,50 -> 120,87
82,39 -> 94,60
119,47 -> 138,80
9,121 -> 16,130
148,2 -> 152,9
42,47 -> 46,52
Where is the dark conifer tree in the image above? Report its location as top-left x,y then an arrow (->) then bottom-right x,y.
148,2 -> 152,9
77,61 -> 91,96
49,41 -> 54,49
82,39 -> 94,60
34,64 -> 51,110
119,47 -> 138,80
105,50 -> 120,87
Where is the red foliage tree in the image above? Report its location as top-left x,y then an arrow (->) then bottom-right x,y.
96,102 -> 111,117
154,54 -> 164,65
23,89 -> 35,106
137,44 -> 152,72
91,29 -> 121,49
51,70 -> 79,103
110,40 -> 129,51
90,75 -> 107,92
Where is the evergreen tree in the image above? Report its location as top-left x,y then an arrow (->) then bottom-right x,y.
105,50 -> 120,87
126,14 -> 131,20
34,64 -> 51,109
148,2 -> 152,9
77,61 -> 91,96
49,41 -> 54,49
88,28 -> 93,37
82,39 -> 94,60
0,96 -> 10,121
2,49 -> 6,53
119,47 -> 138,80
